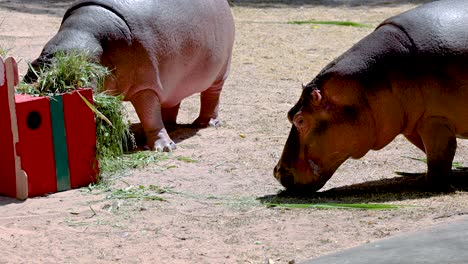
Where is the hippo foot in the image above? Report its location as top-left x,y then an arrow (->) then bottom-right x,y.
192,117 -> 221,128
150,140 -> 176,152
422,183 -> 456,193
145,142 -> 176,152
145,129 -> 177,152
417,174 -> 455,193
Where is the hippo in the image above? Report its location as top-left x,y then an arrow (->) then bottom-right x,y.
274,0 -> 468,192
25,0 -> 235,152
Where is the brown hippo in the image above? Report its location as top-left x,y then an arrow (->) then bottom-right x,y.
274,0 -> 468,192
25,0 -> 235,152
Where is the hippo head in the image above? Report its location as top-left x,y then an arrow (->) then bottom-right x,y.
23,53 -> 54,84
274,75 -> 376,192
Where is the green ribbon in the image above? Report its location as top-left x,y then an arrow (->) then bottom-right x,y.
49,95 -> 70,191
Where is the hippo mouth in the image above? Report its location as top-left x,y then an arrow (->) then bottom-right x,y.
274,126 -> 343,192
274,158 -> 332,192
274,143 -> 349,192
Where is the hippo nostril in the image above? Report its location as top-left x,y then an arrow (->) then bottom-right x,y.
274,165 -> 325,193
280,174 -> 296,189
274,166 -> 296,188
273,165 -> 280,179
274,165 -> 285,180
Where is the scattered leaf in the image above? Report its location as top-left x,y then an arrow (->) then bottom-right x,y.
288,19 -> 371,28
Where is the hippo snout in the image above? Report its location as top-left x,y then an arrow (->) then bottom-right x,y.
274,163 -> 325,192
274,165 -> 295,188
275,126 -> 331,192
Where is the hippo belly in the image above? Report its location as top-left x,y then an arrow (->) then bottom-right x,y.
156,50 -> 229,109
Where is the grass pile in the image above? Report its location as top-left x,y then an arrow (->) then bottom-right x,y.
94,93 -> 134,176
18,50 -> 133,181
18,50 -> 110,95
107,185 -> 168,201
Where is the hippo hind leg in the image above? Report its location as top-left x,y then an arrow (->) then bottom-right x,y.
417,116 -> 457,191
192,79 -> 224,128
162,103 -> 180,130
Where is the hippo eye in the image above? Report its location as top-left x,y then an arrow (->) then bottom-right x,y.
314,120 -> 328,134
341,105 -> 359,123
293,115 -> 304,128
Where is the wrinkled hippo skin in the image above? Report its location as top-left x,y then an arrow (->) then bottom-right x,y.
25,0 -> 235,152
275,0 -> 468,192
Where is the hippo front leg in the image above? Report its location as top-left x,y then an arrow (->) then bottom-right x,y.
131,90 -> 176,152
192,80 -> 224,128
417,116 -> 457,190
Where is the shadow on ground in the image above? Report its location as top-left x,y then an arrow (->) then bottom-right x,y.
232,0 -> 437,8
0,0 -> 73,16
259,170 -> 468,204
127,123 -> 201,151
0,196 -> 25,206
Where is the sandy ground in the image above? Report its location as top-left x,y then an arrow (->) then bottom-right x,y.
0,0 -> 467,263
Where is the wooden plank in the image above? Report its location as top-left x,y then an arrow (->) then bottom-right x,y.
0,57 -> 17,198
5,57 -> 28,200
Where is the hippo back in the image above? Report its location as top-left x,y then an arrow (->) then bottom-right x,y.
379,0 -> 468,56
310,0 -> 468,94
64,0 -> 234,57
63,0 -> 234,105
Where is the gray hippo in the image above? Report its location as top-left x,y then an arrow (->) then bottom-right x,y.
274,0 -> 468,192
25,0 -> 235,152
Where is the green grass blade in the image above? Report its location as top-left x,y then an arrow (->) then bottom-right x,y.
176,156 -> 198,163
27,62 -> 39,79
99,151 -> 170,175
402,156 -> 464,169
106,185 -> 167,201
288,20 -> 371,28
76,90 -> 113,126
402,156 -> 427,163
266,203 -> 402,210
109,192 -> 165,201
0,48 -> 6,57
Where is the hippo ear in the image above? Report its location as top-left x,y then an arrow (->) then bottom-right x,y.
311,89 -> 322,106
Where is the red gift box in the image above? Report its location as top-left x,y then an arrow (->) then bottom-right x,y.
0,57 -> 98,199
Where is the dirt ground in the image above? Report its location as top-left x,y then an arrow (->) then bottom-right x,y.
1,0 -> 467,263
